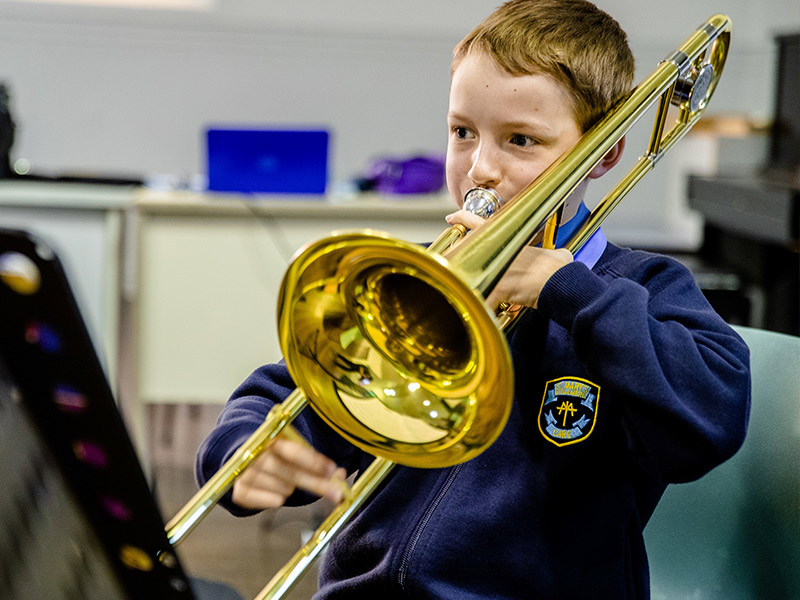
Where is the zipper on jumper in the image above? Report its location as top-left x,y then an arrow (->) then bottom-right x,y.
397,464 -> 463,590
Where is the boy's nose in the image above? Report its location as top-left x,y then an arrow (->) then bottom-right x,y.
467,143 -> 501,188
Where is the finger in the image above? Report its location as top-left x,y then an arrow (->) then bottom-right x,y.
445,210 -> 485,231
235,488 -> 289,510
330,468 -> 349,502
273,438 -> 339,479
553,248 -> 574,263
485,288 -> 509,312
284,468 -> 345,503
233,445 -> 343,508
272,439 -> 347,502
232,471 -> 294,510
238,463 -> 296,498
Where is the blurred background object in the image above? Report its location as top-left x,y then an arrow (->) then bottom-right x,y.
0,82 -> 15,179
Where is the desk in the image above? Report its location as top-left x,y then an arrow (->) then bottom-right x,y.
122,190 -> 453,452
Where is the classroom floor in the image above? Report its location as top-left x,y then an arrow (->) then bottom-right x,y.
148,404 -> 326,600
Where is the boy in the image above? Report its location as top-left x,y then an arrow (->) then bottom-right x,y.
196,1 -> 750,598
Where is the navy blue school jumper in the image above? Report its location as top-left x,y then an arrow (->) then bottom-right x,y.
196,241 -> 751,600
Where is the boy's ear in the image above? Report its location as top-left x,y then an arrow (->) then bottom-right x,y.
587,136 -> 626,179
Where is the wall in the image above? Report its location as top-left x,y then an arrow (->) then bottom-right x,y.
1,0 -> 798,248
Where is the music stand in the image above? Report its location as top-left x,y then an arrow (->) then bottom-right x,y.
0,228 -> 197,599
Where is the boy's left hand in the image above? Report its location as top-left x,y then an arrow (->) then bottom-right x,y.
445,209 -> 573,309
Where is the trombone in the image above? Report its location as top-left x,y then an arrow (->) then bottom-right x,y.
165,14 -> 731,600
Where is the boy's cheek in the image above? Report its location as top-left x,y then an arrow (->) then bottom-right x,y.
447,185 -> 463,208
444,164 -> 464,207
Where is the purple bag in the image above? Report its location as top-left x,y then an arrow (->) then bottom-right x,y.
362,154 -> 446,195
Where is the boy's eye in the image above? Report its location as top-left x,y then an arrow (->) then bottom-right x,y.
510,134 -> 535,147
453,127 -> 472,140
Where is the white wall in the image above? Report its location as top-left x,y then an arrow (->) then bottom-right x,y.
1,0 -> 798,247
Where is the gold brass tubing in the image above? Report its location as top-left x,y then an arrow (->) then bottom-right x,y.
540,210 -> 560,250
495,303 -> 525,331
427,223 -> 468,254
255,457 -> 395,600
566,156 -> 655,254
165,388 -> 309,545
648,84 -> 674,157
566,107 -> 705,255
658,110 -> 706,156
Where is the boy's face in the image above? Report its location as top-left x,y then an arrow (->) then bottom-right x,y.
446,52 -> 583,209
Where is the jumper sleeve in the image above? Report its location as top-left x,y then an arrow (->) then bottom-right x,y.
538,254 -> 751,483
194,361 -> 360,514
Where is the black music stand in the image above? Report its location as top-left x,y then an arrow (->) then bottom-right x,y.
0,228 -> 241,600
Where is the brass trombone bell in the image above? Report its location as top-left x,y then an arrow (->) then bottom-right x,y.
277,232 -> 514,467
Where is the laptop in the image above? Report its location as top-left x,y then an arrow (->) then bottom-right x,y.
206,128 -> 329,195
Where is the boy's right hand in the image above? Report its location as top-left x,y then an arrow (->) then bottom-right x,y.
231,437 -> 347,510
445,210 -> 572,309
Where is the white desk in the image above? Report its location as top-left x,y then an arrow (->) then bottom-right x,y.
122,189 -> 453,451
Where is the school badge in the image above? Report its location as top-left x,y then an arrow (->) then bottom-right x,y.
538,377 -> 600,447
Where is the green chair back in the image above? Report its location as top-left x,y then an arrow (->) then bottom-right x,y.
645,325 -> 800,599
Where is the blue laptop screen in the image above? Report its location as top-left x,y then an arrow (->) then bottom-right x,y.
206,128 -> 329,195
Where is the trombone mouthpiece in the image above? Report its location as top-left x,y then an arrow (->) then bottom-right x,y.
463,187 -> 503,218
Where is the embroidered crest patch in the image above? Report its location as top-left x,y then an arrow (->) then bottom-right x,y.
538,377 -> 600,447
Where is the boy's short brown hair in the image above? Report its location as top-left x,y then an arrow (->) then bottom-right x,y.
453,0 -> 635,132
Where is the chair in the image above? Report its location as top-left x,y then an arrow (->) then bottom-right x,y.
645,325 -> 800,599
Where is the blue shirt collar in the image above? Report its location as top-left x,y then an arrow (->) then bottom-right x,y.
556,202 -> 607,269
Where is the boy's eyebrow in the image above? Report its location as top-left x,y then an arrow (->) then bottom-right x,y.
446,110 -> 472,123
503,119 -> 555,136
448,111 -> 552,131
